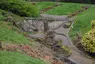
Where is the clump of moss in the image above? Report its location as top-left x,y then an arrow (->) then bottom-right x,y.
55,40 -> 72,56
61,45 -> 72,56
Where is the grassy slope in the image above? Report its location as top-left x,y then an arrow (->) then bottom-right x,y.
0,51 -> 47,64
0,9 -> 30,44
35,2 -> 56,11
69,5 -> 95,39
0,21 -> 30,44
0,9 -> 48,64
46,3 -> 84,15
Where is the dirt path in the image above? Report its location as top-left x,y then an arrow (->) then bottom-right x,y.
41,14 -> 94,64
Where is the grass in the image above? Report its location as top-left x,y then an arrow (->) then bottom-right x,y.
0,10 -> 5,21
46,3 -> 84,15
0,9 -> 48,64
0,21 -> 30,44
35,2 -> 56,11
0,9 -> 23,22
0,51 -> 47,64
69,5 -> 95,39
0,9 -> 30,44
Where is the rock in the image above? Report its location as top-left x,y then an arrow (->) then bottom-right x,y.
20,20 -> 37,32
62,57 -> 76,64
32,2 -> 36,5
48,21 -> 63,30
63,22 -> 71,28
28,33 -> 45,39
82,6 -> 90,10
4,16 -> 14,22
55,3 -> 61,6
52,59 -> 63,64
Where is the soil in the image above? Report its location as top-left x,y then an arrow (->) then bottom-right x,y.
2,43 -> 64,64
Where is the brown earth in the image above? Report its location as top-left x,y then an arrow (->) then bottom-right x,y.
1,43 -> 64,64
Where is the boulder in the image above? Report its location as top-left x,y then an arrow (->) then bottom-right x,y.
20,20 -> 37,32
63,22 -> 71,28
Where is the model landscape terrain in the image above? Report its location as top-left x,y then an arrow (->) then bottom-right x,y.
0,0 -> 95,64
